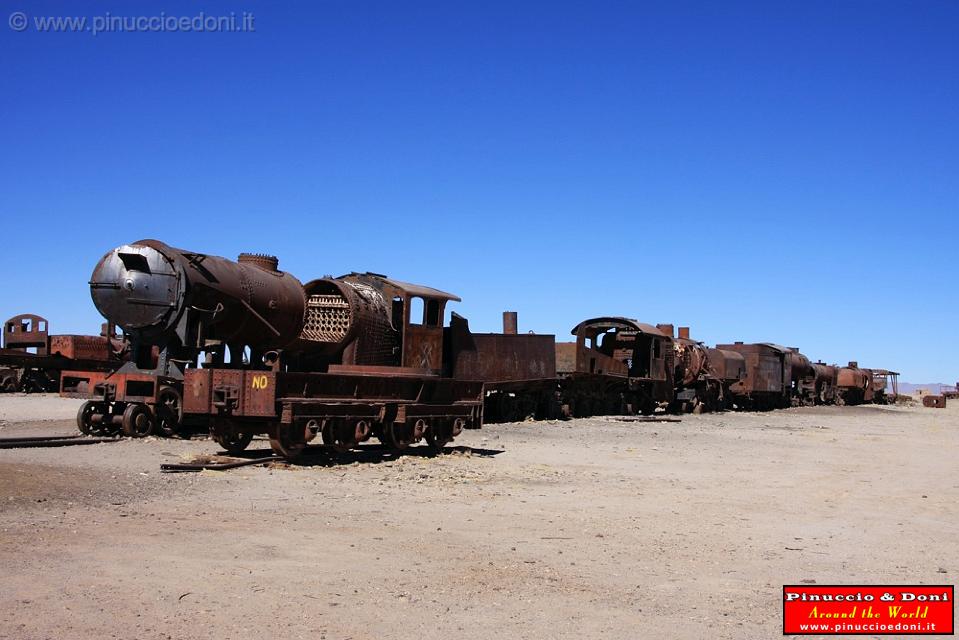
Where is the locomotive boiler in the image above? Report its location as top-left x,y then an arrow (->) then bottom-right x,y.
811,362 -> 839,404
62,240 -> 309,437
784,348 -> 817,405
835,361 -> 874,405
657,325 -> 723,413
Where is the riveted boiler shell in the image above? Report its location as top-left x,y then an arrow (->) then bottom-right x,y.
89,240 -> 307,349
296,278 -> 398,364
676,339 -> 709,385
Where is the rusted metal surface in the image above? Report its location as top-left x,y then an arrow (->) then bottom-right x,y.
48,335 -> 111,361
706,348 -> 747,383
95,247 -> 487,456
922,395 -> 946,408
868,369 -> 900,404
91,240 -> 308,353
783,348 -> 816,406
455,333 -> 556,382
835,361 -> 873,405
61,369 -> 163,402
1,314 -> 125,393
811,362 -> 838,404
570,318 -> 672,381
674,337 -> 709,386
70,240 -> 309,437
449,311 -> 555,383
665,325 -> 720,413
0,435 -> 120,449
554,342 -> 577,374
656,324 -> 674,339
715,342 -> 790,410
3,314 -> 50,354
562,317 -> 675,416
296,277 -> 399,366
502,311 -> 518,335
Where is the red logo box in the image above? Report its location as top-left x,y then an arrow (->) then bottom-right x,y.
783,585 -> 954,635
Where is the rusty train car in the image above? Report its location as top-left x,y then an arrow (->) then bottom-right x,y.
835,361 -> 876,405
0,314 -> 125,393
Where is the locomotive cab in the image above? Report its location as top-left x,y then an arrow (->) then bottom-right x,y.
298,273 -> 460,374
571,317 -> 671,382
564,317 -> 675,416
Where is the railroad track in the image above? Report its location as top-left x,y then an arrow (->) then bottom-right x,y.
0,434 -> 121,449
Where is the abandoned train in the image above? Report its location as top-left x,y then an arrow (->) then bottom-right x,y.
0,314 -> 126,393
55,239 -> 898,458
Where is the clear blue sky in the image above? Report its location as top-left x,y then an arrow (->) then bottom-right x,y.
2,1 -> 956,381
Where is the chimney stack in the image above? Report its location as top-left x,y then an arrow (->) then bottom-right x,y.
503,311 -> 518,335
678,327 -> 690,340
656,323 -> 674,338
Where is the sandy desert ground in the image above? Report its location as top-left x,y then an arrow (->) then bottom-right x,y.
0,394 -> 956,640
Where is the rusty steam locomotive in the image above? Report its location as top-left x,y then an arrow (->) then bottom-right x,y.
58,239 -> 898,458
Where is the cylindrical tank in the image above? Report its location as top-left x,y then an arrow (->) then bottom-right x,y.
836,365 -> 869,390
674,338 -> 708,386
786,350 -> 814,381
297,278 -> 398,365
812,363 -> 837,386
89,239 -> 306,349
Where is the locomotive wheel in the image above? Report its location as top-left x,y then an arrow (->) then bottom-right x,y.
379,421 -> 414,451
77,401 -> 104,436
121,403 -> 155,438
321,419 -> 368,453
155,386 -> 183,438
425,418 -> 461,454
269,423 -> 306,460
213,430 -> 254,454
1,375 -> 16,393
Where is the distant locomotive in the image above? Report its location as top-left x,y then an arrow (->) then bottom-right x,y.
0,314 -> 125,393
559,318 -> 675,416
835,361 -> 876,405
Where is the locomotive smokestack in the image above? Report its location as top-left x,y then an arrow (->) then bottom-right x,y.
656,324 -> 674,338
678,327 -> 690,339
503,311 -> 518,335
237,253 -> 280,272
